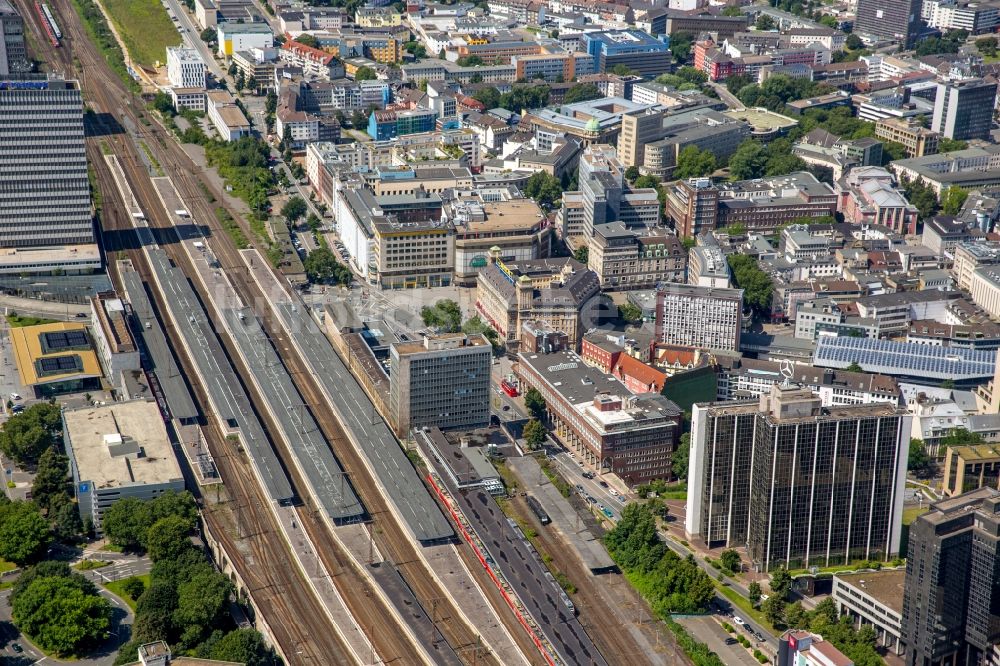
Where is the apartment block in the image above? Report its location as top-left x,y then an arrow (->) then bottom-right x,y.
654,284 -> 743,352
216,22 -> 273,58
855,0 -> 922,45
512,51 -> 593,82
580,30 -> 672,78
688,385 -> 910,571
388,333 -> 491,437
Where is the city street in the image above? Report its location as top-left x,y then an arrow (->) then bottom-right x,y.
159,0 -> 222,78
676,616 -> 763,666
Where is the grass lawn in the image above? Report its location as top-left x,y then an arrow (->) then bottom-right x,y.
104,574 -> 151,611
6,314 -> 57,327
100,543 -> 124,553
715,582 -> 770,629
903,506 -> 930,525
100,0 -> 180,68
74,559 -> 111,571
0,559 -> 15,574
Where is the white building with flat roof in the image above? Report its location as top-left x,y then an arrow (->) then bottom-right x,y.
166,47 -> 206,88
63,400 -> 184,533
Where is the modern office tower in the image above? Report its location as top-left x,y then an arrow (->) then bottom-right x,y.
0,76 -> 98,271
0,1 -> 28,75
388,333 -> 492,437
902,487 -> 1000,666
166,47 -> 207,88
855,0 -> 922,47
686,384 -> 910,571
654,284 -> 743,352
932,79 -> 998,142
580,30 -> 672,78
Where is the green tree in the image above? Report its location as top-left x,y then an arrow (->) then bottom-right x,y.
672,432 -> 690,480
939,138 -> 969,152
728,254 -> 773,318
674,145 -> 717,179
845,361 -> 863,373
845,33 -> 863,50
134,582 -> 178,644
722,5 -> 743,15
293,33 -> 317,49
32,446 -> 70,514
523,171 -> 562,209
670,32 -> 694,62
0,402 -> 63,466
52,496 -> 83,541
573,246 -> 589,264
523,419 -> 546,450
265,90 -> 278,115
102,498 -> 153,551
618,302 -> 643,324
900,176 -> 939,220
748,580 -> 762,605
524,387 -> 546,419
0,501 -> 51,565
762,595 -> 786,626
728,140 -> 769,180
12,576 -> 112,656
624,165 -> 640,182
461,316 -> 500,351
563,83 -> 602,104
611,63 -> 637,76
173,569 -> 233,641
354,66 -> 376,81
120,576 -> 146,601
281,196 -> 308,223
719,549 -> 741,574
977,36 -> 998,56
420,299 -> 463,332
200,28 -> 216,44
11,561 -> 94,601
147,515 -> 195,563
940,428 -> 986,448
456,55 -> 484,67
941,186 -> 969,215
909,438 -> 932,476
770,567 -> 793,600
209,629 -> 277,666
756,14 -> 776,30
784,600 -> 807,628
303,247 -> 351,285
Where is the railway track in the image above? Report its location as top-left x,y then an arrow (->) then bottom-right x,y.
16,2 -> 376,663
21,1 -> 547,662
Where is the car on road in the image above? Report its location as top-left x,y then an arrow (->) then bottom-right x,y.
11,644 -> 22,653
725,638 -> 738,646
733,616 -> 745,626
743,624 -> 755,635
10,393 -> 21,401
616,494 -> 627,503
575,484 -> 584,494
598,480 -> 609,488
586,495 -> 596,504
581,471 -> 594,479
75,312 -> 89,318
597,503 -> 606,511
755,632 -> 765,641
601,507 -> 614,519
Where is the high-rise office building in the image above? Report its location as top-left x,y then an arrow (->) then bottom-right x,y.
0,76 -> 96,263
0,1 -> 29,75
686,384 -> 910,571
902,487 -> 1000,666
855,0 -> 922,47
932,79 -> 998,142
388,332 -> 492,437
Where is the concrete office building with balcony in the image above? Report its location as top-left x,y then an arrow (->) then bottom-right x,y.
654,284 -> 744,352
388,333 -> 492,437
580,30 -> 671,79
0,76 -> 99,274
687,385 -> 910,571
855,0 -> 922,46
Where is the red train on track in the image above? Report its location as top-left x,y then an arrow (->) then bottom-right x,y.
35,2 -> 61,47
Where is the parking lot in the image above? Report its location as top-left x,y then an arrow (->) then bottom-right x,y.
676,615 -> 763,666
